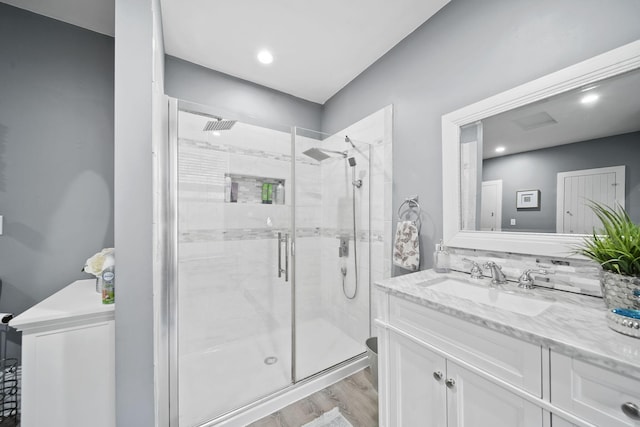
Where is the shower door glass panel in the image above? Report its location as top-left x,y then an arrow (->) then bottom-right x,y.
293,128 -> 370,381
176,109 -> 293,426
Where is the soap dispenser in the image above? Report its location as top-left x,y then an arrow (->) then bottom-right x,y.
433,240 -> 450,273
276,181 -> 285,205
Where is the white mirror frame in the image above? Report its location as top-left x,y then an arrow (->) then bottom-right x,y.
442,39 -> 640,258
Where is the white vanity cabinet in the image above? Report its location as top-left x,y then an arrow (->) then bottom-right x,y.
377,294 -> 544,427
10,279 -> 115,427
386,330 -> 542,427
550,352 -> 640,427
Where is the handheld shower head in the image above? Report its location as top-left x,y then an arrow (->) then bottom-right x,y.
345,136 -> 356,148
348,156 -> 362,188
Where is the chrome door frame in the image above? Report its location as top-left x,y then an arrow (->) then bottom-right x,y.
165,99 -> 297,426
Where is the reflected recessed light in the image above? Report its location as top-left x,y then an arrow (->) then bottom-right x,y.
495,146 -> 506,153
581,84 -> 599,92
581,93 -> 599,104
212,131 -> 221,137
257,50 -> 273,65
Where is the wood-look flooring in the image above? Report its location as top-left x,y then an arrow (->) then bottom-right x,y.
248,368 -> 378,427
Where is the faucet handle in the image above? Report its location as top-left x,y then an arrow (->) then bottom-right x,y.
518,268 -> 547,289
462,258 -> 483,279
483,260 -> 501,270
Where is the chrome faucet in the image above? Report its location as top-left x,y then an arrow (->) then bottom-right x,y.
483,261 -> 507,285
462,258 -> 483,279
518,268 -> 548,289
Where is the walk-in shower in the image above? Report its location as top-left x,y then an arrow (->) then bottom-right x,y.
168,99 -> 387,426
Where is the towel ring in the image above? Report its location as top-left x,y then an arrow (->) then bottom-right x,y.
397,197 -> 422,230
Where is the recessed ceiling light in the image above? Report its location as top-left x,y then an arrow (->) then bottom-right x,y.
257,50 -> 273,65
581,93 -> 599,104
495,146 -> 506,153
212,131 -> 221,137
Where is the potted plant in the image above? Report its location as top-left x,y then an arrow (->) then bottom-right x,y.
576,202 -> 640,309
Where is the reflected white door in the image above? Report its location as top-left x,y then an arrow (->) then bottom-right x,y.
556,166 -> 625,234
480,180 -> 502,231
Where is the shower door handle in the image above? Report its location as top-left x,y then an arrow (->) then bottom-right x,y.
278,232 -> 289,282
278,232 -> 282,278
284,233 -> 289,282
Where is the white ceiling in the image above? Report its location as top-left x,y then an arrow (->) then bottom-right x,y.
3,0 -> 450,104
160,0 -> 450,103
482,68 -> 640,159
2,0 -> 114,36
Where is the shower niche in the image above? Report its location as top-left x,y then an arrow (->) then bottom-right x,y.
224,173 -> 285,204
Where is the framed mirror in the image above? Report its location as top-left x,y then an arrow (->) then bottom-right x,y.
442,40 -> 640,258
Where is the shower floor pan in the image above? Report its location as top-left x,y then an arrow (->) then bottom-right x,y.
178,317 -> 364,426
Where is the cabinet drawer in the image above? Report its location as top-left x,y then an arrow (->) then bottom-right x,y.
551,352 -> 640,427
389,296 -> 542,396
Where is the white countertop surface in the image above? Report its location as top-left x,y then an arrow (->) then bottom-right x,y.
10,279 -> 114,332
375,269 -> 640,379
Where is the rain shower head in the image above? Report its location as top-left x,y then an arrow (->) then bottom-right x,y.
203,118 -> 237,132
302,147 -> 347,162
303,148 -> 331,162
345,136 -> 356,148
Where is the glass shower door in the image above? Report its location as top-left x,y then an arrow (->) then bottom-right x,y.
174,104 -> 293,426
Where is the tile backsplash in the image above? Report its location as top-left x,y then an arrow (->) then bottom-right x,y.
448,247 -> 602,297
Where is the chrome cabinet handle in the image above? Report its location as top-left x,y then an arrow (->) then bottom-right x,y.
433,371 -> 443,381
621,402 -> 640,420
445,378 -> 455,388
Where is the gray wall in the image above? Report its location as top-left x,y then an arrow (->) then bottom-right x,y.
165,55 -> 323,130
0,3 -> 114,359
483,131 -> 640,233
321,0 -> 640,272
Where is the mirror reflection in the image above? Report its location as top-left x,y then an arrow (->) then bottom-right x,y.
460,68 -> 640,234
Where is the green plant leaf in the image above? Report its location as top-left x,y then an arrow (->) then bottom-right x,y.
573,201 -> 640,277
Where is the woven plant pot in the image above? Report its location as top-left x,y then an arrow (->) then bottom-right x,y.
600,270 -> 640,309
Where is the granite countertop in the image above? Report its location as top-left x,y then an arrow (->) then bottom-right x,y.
10,279 -> 114,333
375,269 -> 640,379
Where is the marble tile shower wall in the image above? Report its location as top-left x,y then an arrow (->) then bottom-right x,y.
177,120 -> 321,353
316,148 -> 370,344
316,106 -> 393,342
177,105 -> 394,355
447,247 -> 602,296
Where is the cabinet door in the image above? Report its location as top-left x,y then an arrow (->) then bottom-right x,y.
550,352 -> 640,427
551,415 -> 577,427
447,361 -> 543,427
387,331 -> 447,427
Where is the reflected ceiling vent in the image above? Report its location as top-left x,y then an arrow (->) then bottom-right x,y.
512,112 -> 557,131
203,118 -> 237,131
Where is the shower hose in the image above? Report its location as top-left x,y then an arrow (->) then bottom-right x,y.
342,169 -> 359,300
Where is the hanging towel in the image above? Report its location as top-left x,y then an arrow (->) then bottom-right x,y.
393,221 -> 420,271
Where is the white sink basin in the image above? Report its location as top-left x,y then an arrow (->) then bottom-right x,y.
424,277 -> 553,317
